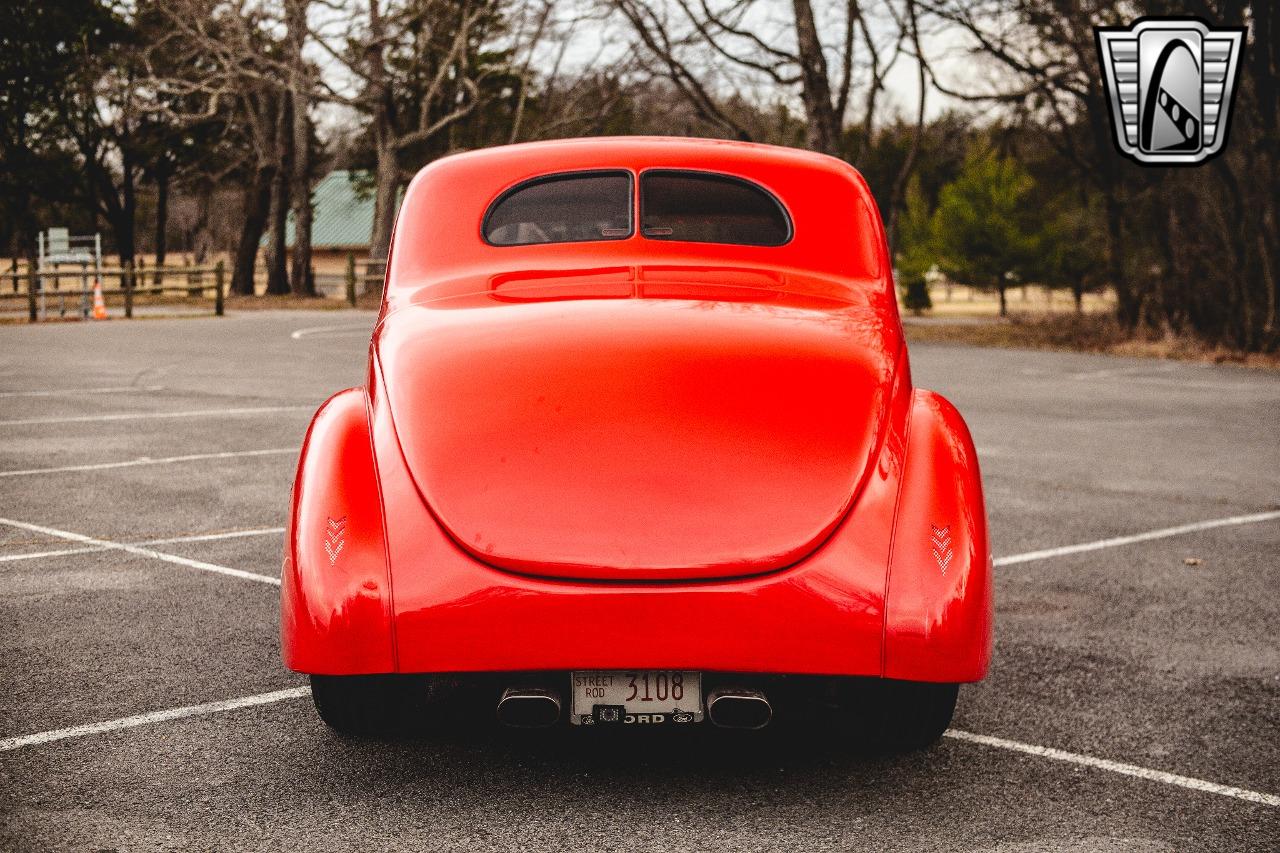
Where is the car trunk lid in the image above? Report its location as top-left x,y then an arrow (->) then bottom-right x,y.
377,278 -> 899,581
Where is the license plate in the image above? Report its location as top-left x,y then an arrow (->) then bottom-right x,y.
569,671 -> 703,725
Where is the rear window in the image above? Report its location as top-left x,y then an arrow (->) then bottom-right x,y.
640,170 -> 791,246
484,171 -> 632,246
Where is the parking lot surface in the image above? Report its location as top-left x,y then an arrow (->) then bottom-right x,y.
1,312 -> 1277,851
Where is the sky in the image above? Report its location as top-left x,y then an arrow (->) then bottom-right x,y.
309,0 -> 998,141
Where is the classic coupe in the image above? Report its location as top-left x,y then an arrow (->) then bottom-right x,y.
282,137 -> 991,751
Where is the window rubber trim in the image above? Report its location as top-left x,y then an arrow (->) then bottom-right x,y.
637,168 -> 794,247
481,169 -> 635,247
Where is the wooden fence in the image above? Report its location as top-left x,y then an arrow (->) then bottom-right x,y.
1,254 -> 386,321
0,261 -> 228,321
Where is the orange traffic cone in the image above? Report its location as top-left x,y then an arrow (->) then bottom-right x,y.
91,279 -> 107,320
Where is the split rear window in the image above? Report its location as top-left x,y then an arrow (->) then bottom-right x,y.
484,171 -> 633,246
639,170 -> 790,246
483,169 -> 791,247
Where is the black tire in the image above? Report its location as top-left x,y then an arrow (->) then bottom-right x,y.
862,680 -> 958,753
817,678 -> 958,754
309,674 -> 416,736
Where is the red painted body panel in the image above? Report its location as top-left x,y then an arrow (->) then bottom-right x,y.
883,390 -> 994,681
378,286 -> 899,580
282,137 -> 992,682
281,388 -> 396,674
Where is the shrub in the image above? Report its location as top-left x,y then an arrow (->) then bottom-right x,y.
903,275 -> 932,315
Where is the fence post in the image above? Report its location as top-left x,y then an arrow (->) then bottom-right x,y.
345,252 -> 357,307
123,260 -> 134,319
215,260 -> 225,317
26,264 -> 37,323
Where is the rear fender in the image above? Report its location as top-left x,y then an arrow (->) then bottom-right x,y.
883,389 -> 993,682
281,387 -> 396,674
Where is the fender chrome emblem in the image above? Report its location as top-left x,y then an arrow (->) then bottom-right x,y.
930,524 -> 953,575
1095,17 -> 1245,166
324,516 -> 347,565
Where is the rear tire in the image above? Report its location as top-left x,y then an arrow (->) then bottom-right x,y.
819,678 -> 958,753
863,680 -> 958,753
310,674 -> 415,736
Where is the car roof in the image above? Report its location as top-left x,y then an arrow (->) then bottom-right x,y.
386,136 -> 889,298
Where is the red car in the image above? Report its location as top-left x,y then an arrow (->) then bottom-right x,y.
282,137 -> 991,750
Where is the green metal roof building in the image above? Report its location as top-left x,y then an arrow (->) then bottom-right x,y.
285,170 -> 391,251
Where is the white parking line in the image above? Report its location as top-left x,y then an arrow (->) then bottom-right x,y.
1,506 -> 1278,816
290,323 -> 371,340
0,385 -> 164,398
0,406 -> 312,427
0,526 -> 284,564
0,686 -> 1276,811
144,527 -> 284,546
0,448 -> 295,478
994,510 -> 1280,567
0,517 -> 280,585
0,687 -> 310,752
1069,363 -> 1177,380
945,729 -> 1280,807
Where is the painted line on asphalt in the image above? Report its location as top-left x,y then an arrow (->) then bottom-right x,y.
3,506 -> 1279,815
290,323 -> 370,340
0,406 -> 312,427
0,685 -> 1277,812
144,527 -> 285,546
994,510 -> 1280,567
1068,363 -> 1177,380
0,687 -> 310,752
0,517 -> 280,585
945,729 -> 1279,807
0,448 -> 295,478
0,385 -> 164,398
0,526 -> 284,564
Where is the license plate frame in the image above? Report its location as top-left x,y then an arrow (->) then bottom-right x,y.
569,670 -> 703,725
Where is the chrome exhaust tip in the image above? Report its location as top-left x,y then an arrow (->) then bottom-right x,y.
706,688 -> 772,729
496,687 -> 562,728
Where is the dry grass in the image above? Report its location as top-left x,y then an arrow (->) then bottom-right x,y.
0,289 -> 383,324
904,314 -> 1280,369
919,283 -> 1116,318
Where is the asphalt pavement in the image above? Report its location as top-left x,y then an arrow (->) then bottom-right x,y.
0,311 -> 1276,851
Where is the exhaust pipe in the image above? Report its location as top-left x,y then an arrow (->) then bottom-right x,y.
497,687 -> 562,728
706,688 -> 772,729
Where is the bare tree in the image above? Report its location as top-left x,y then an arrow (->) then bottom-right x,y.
608,0 -> 910,158
263,92 -> 293,295
308,0 -> 508,275
146,0 -> 298,295
286,0 -> 315,296
914,0 -> 1176,332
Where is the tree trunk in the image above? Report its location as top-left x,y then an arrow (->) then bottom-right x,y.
89,152 -> 137,267
369,133 -> 398,286
885,0 -> 926,248
364,0 -> 394,288
287,0 -> 315,297
120,154 -> 137,267
997,280 -> 1007,317
1103,191 -> 1138,329
265,96 -> 294,296
191,180 -> 214,265
289,100 -> 314,296
10,189 -> 32,290
791,0 -> 841,156
230,166 -> 274,296
154,163 -> 170,287
1073,282 -> 1084,315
